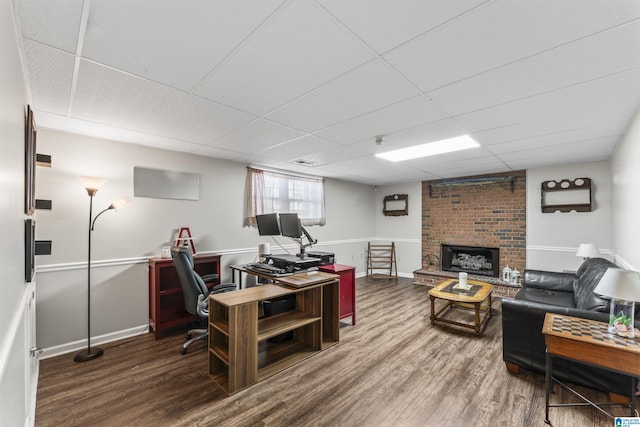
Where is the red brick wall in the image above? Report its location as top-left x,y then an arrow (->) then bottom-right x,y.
422,171 -> 526,274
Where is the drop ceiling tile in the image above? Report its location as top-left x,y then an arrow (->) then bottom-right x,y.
300,145 -> 368,166
209,119 -> 306,153
316,95 -> 448,145
32,110 -> 67,131
257,135 -> 342,162
455,68 -> 640,135
321,156 -> 407,175
472,116 -> 624,147
72,60 -> 255,143
68,118 -> 146,143
136,134 -> 205,153
349,118 -> 469,155
15,0 -> 83,52
486,131 -> 620,155
192,145 -> 247,161
499,137 -> 617,167
266,60 -> 419,132
23,41 -> 74,113
194,0 -> 374,115
385,0 -> 640,91
82,0 -> 284,91
402,147 -> 498,169
318,0 -> 487,54
428,20 -> 640,115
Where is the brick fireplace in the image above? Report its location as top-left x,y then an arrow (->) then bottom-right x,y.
416,171 -> 526,298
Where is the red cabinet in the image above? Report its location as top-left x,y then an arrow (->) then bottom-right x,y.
148,254 -> 221,338
319,263 -> 356,325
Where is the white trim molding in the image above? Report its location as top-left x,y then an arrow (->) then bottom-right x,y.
527,245 -> 613,257
0,283 -> 34,383
40,324 -> 149,360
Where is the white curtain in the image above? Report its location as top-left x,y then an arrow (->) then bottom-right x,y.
247,167 -> 326,226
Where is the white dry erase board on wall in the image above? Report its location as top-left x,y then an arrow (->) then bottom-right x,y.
133,166 -> 200,201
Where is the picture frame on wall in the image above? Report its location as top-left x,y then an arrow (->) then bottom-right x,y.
25,105 -> 37,215
25,219 -> 35,282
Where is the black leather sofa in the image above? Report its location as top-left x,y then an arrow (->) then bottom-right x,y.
502,257 -> 639,397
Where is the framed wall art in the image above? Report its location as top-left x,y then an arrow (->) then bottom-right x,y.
24,105 -> 37,215
25,219 -> 35,282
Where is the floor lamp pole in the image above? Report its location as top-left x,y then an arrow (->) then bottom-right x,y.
74,189 -> 104,362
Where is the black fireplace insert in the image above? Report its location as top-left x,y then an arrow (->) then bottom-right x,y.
441,244 -> 500,277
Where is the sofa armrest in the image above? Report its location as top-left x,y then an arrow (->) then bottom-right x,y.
522,269 -> 575,292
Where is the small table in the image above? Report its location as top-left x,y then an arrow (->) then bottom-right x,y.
428,279 -> 493,335
542,313 -> 640,424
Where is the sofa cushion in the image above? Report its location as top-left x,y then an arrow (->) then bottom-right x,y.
573,258 -> 616,312
515,287 -> 576,308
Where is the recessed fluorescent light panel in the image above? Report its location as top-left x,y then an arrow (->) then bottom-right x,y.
376,135 -> 479,162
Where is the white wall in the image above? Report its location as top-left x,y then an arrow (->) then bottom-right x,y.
374,182 -> 422,277
526,161 -> 611,272
0,0 -> 36,425
35,129 -> 376,354
610,110 -> 640,271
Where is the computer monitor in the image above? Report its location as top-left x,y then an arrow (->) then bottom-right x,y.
279,213 -> 303,238
255,213 -> 280,236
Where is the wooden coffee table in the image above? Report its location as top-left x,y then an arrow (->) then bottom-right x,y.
428,279 -> 493,335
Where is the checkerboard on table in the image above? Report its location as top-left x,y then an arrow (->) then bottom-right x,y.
550,315 -> 640,348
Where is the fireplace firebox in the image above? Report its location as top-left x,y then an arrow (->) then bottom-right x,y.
441,244 -> 500,277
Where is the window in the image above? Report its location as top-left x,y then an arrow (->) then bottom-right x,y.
247,167 -> 325,226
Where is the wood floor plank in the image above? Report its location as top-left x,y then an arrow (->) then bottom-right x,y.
36,277 -> 625,426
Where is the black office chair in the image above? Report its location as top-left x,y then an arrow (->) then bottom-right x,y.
171,246 -> 237,354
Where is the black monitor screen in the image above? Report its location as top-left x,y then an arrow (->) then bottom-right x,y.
279,213 -> 303,238
256,213 -> 280,236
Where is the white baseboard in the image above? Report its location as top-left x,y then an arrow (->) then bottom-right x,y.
40,324 -> 149,360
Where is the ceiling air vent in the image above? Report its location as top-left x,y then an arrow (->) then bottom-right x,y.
292,159 -> 318,167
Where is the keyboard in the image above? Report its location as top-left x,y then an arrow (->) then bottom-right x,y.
245,262 -> 288,275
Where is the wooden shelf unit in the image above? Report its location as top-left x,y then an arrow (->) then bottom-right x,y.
367,242 -> 398,279
208,272 -> 339,395
148,254 -> 221,338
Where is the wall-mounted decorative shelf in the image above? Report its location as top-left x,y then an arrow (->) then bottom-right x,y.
383,194 -> 408,216
36,153 -> 51,167
541,177 -> 592,213
429,176 -> 514,197
35,240 -> 52,256
35,199 -> 52,210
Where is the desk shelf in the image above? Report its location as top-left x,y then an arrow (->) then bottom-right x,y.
208,275 -> 339,395
257,311 -> 320,342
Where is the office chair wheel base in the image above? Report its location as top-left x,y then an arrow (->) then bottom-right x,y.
185,332 -> 192,340
180,347 -> 188,355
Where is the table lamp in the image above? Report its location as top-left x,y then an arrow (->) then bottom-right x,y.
576,243 -> 600,260
594,268 -> 640,339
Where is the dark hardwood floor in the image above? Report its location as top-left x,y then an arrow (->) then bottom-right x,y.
36,277 -> 625,426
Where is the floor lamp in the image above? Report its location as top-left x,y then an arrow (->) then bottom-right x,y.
74,176 -> 127,362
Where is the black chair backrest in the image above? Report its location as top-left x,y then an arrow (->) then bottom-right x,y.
171,246 -> 208,317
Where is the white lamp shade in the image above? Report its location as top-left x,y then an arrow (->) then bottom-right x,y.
110,197 -> 129,211
79,176 -> 106,192
594,268 -> 640,302
576,243 -> 600,258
